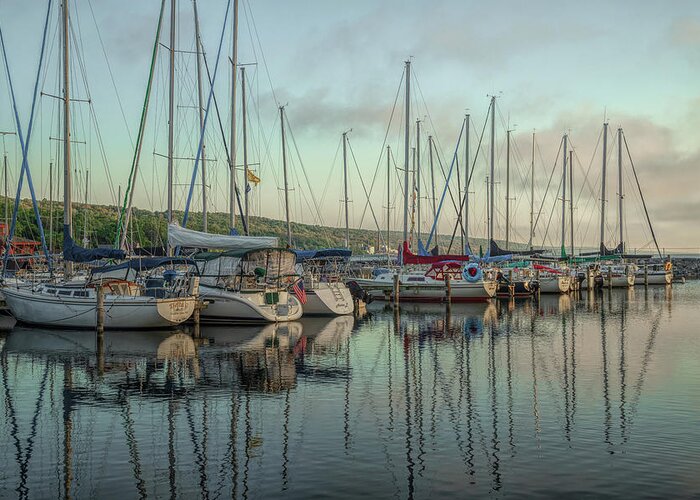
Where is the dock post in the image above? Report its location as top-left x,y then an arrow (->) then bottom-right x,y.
393,273 -> 400,309
96,326 -> 105,376
96,285 -> 105,333
608,268 -> 613,290
445,274 -> 452,312
644,264 -> 648,287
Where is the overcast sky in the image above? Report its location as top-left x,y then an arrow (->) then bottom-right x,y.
0,0 -> 698,251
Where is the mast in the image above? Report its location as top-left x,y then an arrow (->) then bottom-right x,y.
617,127 -> 624,253
83,170 -> 88,246
229,0 -> 239,232
3,151 -> 7,229
280,106 -> 291,247
415,119 -> 421,242
561,134 -> 567,256
529,131 -> 535,250
505,128 -> 511,249
193,0 -> 207,232
62,0 -> 73,274
600,122 -> 608,252
241,66 -> 249,234
342,131 -> 349,248
488,96 -> 495,245
49,162 -> 53,254
569,149 -> 574,256
464,114 -> 469,253
402,60 -> 410,243
428,136 -> 437,246
386,145 -> 390,252
167,0 -> 175,229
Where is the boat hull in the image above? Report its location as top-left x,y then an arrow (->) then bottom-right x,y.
199,285 -> 303,323
2,287 -> 195,329
539,275 -> 571,294
634,272 -> 672,285
356,277 -> 497,303
303,282 -> 354,316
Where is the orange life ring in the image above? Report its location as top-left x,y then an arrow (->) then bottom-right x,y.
664,261 -> 672,272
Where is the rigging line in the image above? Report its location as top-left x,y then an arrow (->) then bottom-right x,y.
425,119 -> 465,249
540,173 -> 564,251
347,138 -> 382,234
284,112 -> 325,226
622,131 -> 661,257
319,136 -> 342,210
357,69 -> 405,227
245,0 -> 278,106
0,0 -> 53,275
86,0 -> 133,145
115,0 -> 165,248
182,0 -> 233,228
532,136 -> 563,235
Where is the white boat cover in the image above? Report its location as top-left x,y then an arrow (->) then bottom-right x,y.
168,223 -> 278,251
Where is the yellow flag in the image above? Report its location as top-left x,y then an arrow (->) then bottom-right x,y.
247,169 -> 261,185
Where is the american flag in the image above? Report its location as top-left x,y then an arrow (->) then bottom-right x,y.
292,279 -> 307,304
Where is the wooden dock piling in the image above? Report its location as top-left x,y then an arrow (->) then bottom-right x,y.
96,285 -> 105,333
393,273 -> 400,308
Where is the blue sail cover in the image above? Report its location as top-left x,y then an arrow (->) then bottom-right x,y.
293,248 -> 352,263
63,225 -> 125,263
91,257 -> 197,275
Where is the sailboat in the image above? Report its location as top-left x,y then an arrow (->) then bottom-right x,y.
1,0 -> 197,329
294,248 -> 354,315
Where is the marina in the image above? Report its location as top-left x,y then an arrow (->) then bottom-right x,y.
0,0 -> 698,497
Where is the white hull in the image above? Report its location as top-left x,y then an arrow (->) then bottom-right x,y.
538,275 -> 571,294
602,274 -> 635,287
2,287 -> 195,329
355,276 -> 497,302
304,282 -> 354,316
199,285 -> 303,323
634,272 -> 672,285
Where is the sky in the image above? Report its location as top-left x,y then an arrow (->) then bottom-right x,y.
0,0 -> 698,252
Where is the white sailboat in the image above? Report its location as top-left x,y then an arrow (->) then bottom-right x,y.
295,249 -> 354,316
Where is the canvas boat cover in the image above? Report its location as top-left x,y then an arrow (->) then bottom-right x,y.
168,223 -> 278,251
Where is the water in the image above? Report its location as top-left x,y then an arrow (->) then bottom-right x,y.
1,284 -> 699,499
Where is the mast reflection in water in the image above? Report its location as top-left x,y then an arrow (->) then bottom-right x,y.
1,284 -> 699,498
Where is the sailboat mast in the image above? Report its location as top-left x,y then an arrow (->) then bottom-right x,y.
600,122 -> 608,252
62,0 -> 73,274
464,114 -> 469,253
167,0 -> 175,231
3,152 -> 7,229
193,0 -> 207,232
402,60 -> 410,243
561,134 -> 567,256
529,131 -> 535,250
83,170 -> 88,245
569,149 -> 574,255
488,96 -> 495,245
505,128 -> 511,249
428,136 -> 437,246
342,131 -> 349,248
241,66 -> 249,234
229,0 -> 239,232
49,162 -> 53,254
415,119 -> 420,242
280,106 -> 291,247
386,145 -> 390,252
617,127 -> 624,253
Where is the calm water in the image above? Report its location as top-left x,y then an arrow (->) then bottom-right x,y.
1,284 -> 699,499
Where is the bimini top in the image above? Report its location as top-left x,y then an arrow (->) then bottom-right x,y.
91,257 -> 197,274
293,248 -> 352,262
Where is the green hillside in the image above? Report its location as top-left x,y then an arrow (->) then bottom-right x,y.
1,196 -> 498,254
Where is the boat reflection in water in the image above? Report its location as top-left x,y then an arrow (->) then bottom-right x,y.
0,283 -> 696,498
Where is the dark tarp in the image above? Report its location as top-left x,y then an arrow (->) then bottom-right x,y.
293,248 -> 352,262
489,239 -> 539,257
90,257 -> 197,275
63,224 -> 126,263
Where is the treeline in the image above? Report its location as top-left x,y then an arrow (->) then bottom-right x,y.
1,197 -> 493,254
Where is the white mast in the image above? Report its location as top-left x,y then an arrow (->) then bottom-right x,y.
464,114 -> 470,253
280,106 -> 291,247
386,145 -> 390,252
83,170 -> 89,246
166,0 -> 175,254
402,60 -> 410,243
193,0 -> 207,232
488,96 -> 495,245
617,127 -> 624,253
342,131 -> 349,248
561,134 -> 567,255
569,149 -> 574,255
428,136 -> 437,247
241,66 -> 249,234
62,0 -> 73,274
229,0 -> 239,233
529,131 -> 535,250
415,119 -> 421,242
505,128 -> 511,249
600,122 -> 608,252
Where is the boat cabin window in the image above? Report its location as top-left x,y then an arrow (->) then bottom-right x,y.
73,291 -> 88,297
407,276 -> 425,282
58,290 -> 72,296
